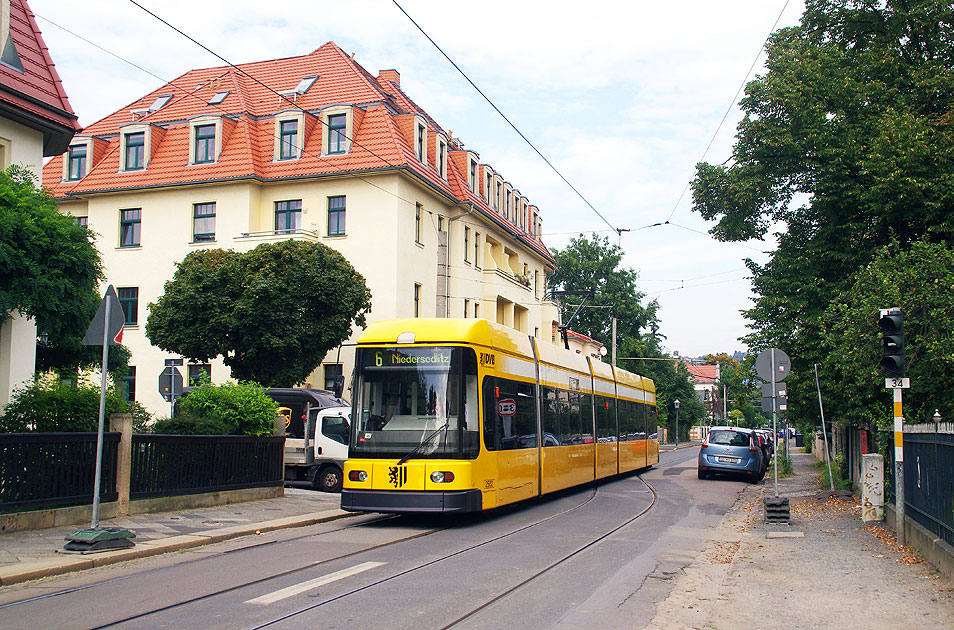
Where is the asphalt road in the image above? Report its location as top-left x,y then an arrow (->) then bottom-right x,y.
0,446 -> 751,630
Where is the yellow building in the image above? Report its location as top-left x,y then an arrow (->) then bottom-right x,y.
0,0 -> 79,407
42,42 -> 561,418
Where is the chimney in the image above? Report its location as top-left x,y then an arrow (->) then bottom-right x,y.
378,69 -> 400,88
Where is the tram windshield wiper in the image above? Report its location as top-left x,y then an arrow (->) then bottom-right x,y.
397,422 -> 449,466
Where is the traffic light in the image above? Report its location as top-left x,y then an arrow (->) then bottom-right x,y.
878,310 -> 905,377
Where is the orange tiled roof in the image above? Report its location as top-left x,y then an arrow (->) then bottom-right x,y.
686,363 -> 719,384
0,0 -> 79,154
41,42 -> 552,264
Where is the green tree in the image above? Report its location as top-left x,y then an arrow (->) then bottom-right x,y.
146,240 -> 372,386
0,166 -> 123,375
691,0 -> 954,427
822,239 -> 954,428
547,234 -> 704,438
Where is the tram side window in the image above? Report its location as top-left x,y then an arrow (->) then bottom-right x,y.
564,390 -> 582,444
580,392 -> 594,443
618,399 -> 638,442
643,403 -> 657,439
596,395 -> 617,441
542,387 -> 560,446
483,377 -> 536,451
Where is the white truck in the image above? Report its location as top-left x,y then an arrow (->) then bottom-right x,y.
267,388 -> 351,493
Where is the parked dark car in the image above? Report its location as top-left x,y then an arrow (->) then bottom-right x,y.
698,426 -> 764,482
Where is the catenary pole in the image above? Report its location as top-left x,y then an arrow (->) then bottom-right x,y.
814,364 -> 834,492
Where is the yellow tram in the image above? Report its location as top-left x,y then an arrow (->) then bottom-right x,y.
341,318 -> 658,513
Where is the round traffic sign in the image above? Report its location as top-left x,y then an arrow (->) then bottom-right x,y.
756,348 -> 791,382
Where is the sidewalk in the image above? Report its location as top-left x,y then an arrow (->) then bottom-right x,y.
0,487 -> 348,586
647,447 -> 954,629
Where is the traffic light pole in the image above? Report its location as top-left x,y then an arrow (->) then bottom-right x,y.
893,386 -> 905,547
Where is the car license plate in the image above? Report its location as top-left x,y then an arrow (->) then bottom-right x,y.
717,456 -> 740,463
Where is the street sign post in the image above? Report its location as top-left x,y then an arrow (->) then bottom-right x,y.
757,347 -> 790,504
65,286 -> 136,551
159,366 -> 184,416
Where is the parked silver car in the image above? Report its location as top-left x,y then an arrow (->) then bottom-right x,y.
698,426 -> 764,482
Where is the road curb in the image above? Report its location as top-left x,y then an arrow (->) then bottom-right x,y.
0,509 -> 352,587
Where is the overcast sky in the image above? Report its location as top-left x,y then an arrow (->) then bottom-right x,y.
30,0 -> 805,357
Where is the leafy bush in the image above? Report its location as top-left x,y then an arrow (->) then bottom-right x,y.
175,380 -> 278,436
777,452 -> 794,476
150,414 -> 232,435
814,457 -> 852,492
0,377 -> 137,432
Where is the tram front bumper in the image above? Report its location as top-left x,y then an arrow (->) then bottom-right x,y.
341,488 -> 482,513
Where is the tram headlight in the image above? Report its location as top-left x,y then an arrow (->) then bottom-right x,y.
349,470 -> 368,482
430,471 -> 454,483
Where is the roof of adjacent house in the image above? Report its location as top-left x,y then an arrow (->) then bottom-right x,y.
686,363 -> 719,384
0,0 -> 79,154
41,41 -> 552,264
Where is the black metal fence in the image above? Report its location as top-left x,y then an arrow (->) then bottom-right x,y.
0,432 -> 283,512
130,435 -> 284,499
0,433 -> 119,511
902,425 -> 954,547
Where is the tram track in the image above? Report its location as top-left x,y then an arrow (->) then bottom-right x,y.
3,460 -> 677,629
246,474 -> 658,630
14,485 -> 601,629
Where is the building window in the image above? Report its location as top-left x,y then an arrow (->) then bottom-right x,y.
437,139 -> 446,178
118,287 -> 138,326
505,189 -> 511,220
275,199 -> 301,233
279,119 -> 298,159
474,231 -> 481,269
464,226 -> 471,263
464,298 -> 470,318
470,159 -> 477,193
208,90 -> 229,105
416,123 -> 425,162
194,124 -> 216,163
485,173 -> 492,203
437,216 -> 444,232
119,366 -> 136,402
323,364 -> 343,390
193,202 -> 215,242
74,216 -> 88,228
415,203 -> 422,244
327,196 -> 346,236
125,132 -> 145,170
474,302 -> 479,318
328,113 -> 346,154
494,181 -> 501,210
67,144 -> 86,180
188,363 -> 211,386
414,283 -> 421,317
120,208 -> 141,247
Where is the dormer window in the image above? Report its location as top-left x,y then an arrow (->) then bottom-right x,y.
149,94 -> 172,111
328,114 -> 346,154
279,119 -> 299,159
208,90 -> 229,105
469,158 -> 477,193
436,136 -> 447,179
125,132 -> 145,170
67,144 -> 87,180
194,124 -> 215,163
416,122 -> 426,163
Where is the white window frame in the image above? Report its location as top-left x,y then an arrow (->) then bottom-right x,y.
273,110 -> 306,161
188,115 -> 223,165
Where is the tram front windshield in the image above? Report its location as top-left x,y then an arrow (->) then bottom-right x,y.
351,347 -> 479,458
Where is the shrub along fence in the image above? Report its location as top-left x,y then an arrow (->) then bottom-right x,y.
0,415 -> 284,514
